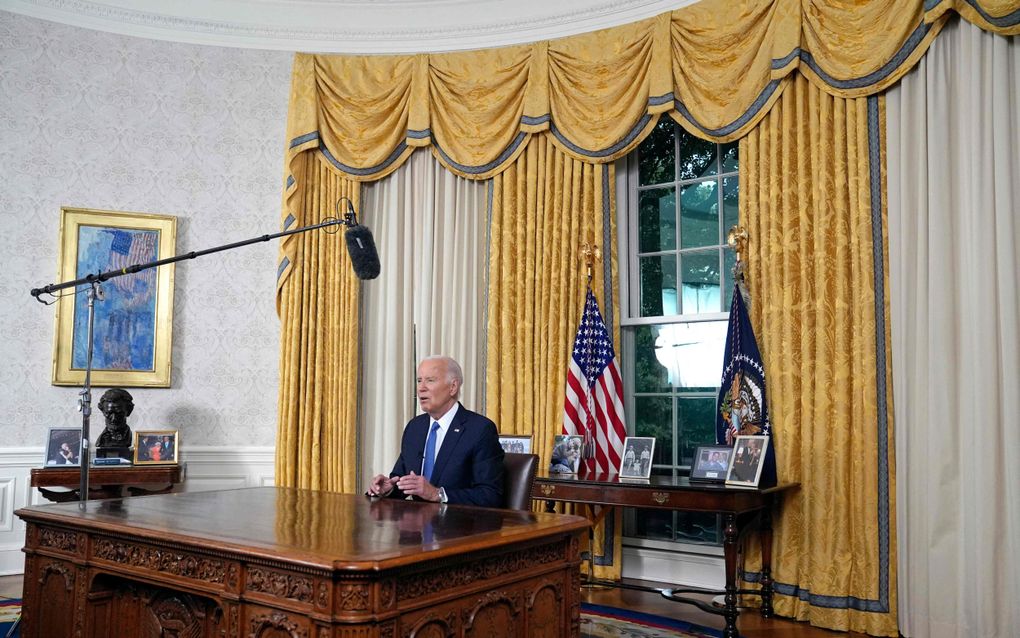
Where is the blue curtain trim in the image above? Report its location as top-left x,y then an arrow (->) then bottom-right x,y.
433,131 -> 528,175
551,113 -> 653,159
319,140 -> 410,177
925,0 -> 1020,26
276,256 -> 290,281
673,80 -> 781,138
289,131 -> 319,148
283,214 -> 295,230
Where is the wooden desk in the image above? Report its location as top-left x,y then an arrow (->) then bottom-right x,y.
30,465 -> 184,502
16,486 -> 588,638
532,471 -> 798,638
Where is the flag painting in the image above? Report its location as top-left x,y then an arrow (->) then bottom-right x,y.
564,288 -> 627,475
716,289 -> 777,486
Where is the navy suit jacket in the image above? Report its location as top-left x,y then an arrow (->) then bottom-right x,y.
388,404 -> 505,508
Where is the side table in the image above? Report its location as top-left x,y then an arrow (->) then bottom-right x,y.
30,464 -> 185,502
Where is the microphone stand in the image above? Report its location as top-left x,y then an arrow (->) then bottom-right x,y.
30,214 -> 354,509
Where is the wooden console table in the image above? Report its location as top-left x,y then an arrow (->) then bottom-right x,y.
30,465 -> 184,502
532,470 -> 798,638
17,486 -> 589,638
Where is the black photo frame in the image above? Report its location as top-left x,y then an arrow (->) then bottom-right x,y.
690,444 -> 733,483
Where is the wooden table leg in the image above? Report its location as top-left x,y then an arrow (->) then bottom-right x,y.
722,512 -> 740,638
759,501 -> 775,617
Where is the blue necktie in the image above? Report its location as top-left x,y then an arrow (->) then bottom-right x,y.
423,421 -> 440,480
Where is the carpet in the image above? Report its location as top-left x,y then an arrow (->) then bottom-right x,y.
581,602 -> 721,638
0,598 -> 19,638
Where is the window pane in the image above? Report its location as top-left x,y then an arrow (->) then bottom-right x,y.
638,188 -> 676,253
722,176 -> 738,234
638,119 -> 675,186
680,180 -> 719,249
680,250 -> 720,313
633,325 -> 670,393
639,254 -> 677,316
678,397 -> 719,466
675,512 -> 723,545
634,396 -> 673,463
678,130 -> 717,180
638,321 -> 727,389
721,141 -> 738,173
631,509 -> 674,541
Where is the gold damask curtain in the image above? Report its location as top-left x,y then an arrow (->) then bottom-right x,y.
276,151 -> 360,492
740,75 -> 897,635
486,134 -> 621,578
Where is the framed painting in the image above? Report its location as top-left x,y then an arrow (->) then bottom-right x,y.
51,207 -> 176,387
133,430 -> 179,465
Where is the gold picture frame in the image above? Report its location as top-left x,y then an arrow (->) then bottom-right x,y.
133,430 -> 179,465
51,207 -> 176,387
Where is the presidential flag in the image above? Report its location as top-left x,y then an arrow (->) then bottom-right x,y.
564,287 -> 626,475
716,288 -> 777,486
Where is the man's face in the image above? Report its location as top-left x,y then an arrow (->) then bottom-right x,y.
101,398 -> 127,423
416,359 -> 459,417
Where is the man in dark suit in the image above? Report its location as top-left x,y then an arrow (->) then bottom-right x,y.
367,356 -> 505,508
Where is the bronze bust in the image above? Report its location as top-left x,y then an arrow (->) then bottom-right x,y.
96,388 -> 134,450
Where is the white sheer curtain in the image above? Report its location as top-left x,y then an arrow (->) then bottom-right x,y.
887,18 -> 1020,638
358,150 -> 489,490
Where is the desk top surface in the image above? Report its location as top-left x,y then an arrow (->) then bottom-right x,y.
17,486 -> 588,570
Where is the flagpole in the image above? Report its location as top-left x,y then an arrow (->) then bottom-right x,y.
579,243 -> 601,476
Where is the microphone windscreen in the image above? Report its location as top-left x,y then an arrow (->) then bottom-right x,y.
344,224 -> 381,280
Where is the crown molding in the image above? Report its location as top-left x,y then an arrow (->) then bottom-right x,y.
1,0 -> 697,53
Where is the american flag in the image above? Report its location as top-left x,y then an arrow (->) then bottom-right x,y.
107,230 -> 158,293
563,287 -> 626,475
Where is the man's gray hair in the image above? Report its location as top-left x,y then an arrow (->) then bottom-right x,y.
421,355 -> 464,394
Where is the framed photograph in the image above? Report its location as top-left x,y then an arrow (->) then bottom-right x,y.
44,427 -> 83,467
498,434 -> 532,454
133,430 -> 179,465
52,207 -> 177,388
690,444 -> 734,483
726,435 -> 770,487
620,436 -> 655,479
549,434 -> 583,474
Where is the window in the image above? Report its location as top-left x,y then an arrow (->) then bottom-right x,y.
620,118 -> 738,546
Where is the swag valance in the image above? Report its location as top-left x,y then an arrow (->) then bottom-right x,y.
283,0 -> 1015,190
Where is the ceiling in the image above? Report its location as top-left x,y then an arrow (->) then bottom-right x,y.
2,0 -> 696,53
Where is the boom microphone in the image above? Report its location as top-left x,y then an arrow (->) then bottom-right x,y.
343,201 -> 380,280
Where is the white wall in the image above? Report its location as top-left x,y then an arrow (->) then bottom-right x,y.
0,12 -> 291,572
0,11 -> 292,448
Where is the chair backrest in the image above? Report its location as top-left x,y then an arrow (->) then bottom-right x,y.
502,452 -> 539,511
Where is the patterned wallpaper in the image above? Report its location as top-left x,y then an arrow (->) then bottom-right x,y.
0,11 -> 293,448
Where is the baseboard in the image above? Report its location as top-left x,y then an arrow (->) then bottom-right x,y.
0,445 -> 275,576
621,545 -> 725,591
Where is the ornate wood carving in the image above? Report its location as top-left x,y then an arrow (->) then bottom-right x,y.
398,541 -> 561,601
379,580 -> 396,609
74,565 -> 88,638
337,583 -> 370,611
404,611 -> 456,638
316,581 -> 329,609
226,562 -> 241,591
527,582 -> 563,638
245,566 -> 315,604
38,561 -> 74,591
39,527 -> 80,554
94,538 -> 227,584
462,590 -> 520,635
248,610 -> 308,638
